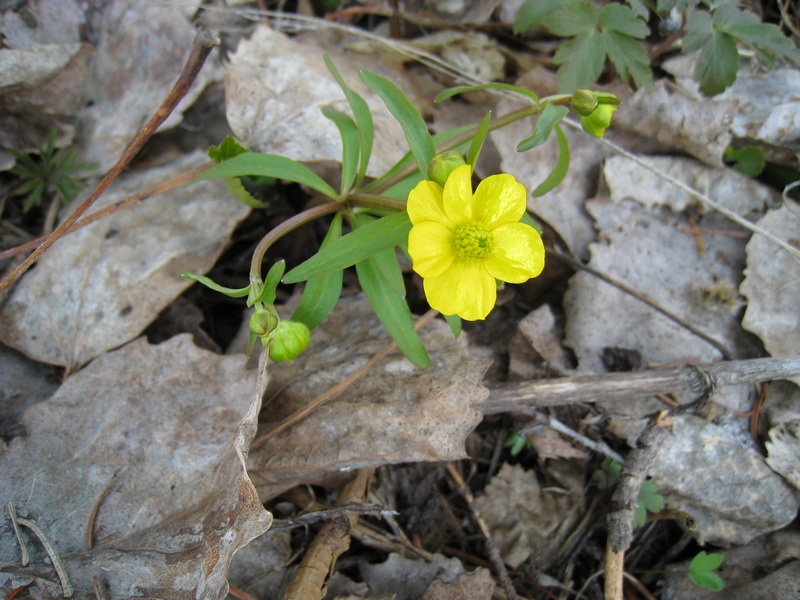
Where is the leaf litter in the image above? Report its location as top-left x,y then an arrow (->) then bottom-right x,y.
1,2 -> 800,599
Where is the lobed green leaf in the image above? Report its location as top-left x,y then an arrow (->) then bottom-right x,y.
467,112 -> 492,170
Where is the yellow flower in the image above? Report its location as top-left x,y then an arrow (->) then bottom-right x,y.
407,165 -> 545,321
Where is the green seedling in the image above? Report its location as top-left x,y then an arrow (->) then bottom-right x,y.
504,428 -> 533,457
592,457 -> 664,527
688,551 -> 725,591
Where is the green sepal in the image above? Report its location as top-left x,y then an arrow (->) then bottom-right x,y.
181,272 -> 250,298
193,152 -> 338,200
324,55 -> 374,188
520,212 -> 543,235
355,255 -> 430,369
283,211 -> 412,283
435,82 -> 539,103
533,124 -> 570,196
517,102 -> 570,152
360,70 -> 435,179
291,213 -> 344,330
321,105 -> 360,196
467,112 -> 492,171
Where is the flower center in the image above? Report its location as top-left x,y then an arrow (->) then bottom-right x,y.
454,222 -> 494,260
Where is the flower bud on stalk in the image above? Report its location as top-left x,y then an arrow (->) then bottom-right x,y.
268,320 -> 311,362
571,90 -> 621,138
428,151 -> 467,188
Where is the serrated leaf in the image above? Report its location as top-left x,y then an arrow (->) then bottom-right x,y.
223,176 -> 270,209
360,70 -> 435,178
533,124 -> 570,196
625,0 -> 649,19
193,152 -> 338,200
208,136 -> 248,163
516,102 -> 569,151
600,4 -> 652,87
435,82 -> 539,103
715,3 -> 800,66
552,32 -> 607,92
322,105 -> 360,196
695,29 -> 739,96
355,256 -> 430,368
513,0 -> 569,34
324,55 -> 374,187
291,214 -> 344,330
543,1 -> 599,36
283,211 -> 412,283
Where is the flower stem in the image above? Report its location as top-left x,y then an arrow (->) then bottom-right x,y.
250,202 -> 347,281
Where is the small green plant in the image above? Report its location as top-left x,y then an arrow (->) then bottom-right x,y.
513,0 -> 800,96
688,550 -> 725,591
724,144 -> 766,177
592,457 -> 664,527
504,428 -> 533,456
184,56 -> 620,365
9,130 -> 95,213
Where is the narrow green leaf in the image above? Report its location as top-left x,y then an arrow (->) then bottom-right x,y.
292,214 -> 344,330
182,272 -> 250,297
193,152 -> 338,200
383,171 -> 425,200
467,112 -> 492,170
533,124 -> 570,196
252,260 -> 286,305
324,55 -> 374,187
435,82 -> 539,104
355,256 -> 430,368
360,70 -> 435,178
224,177 -> 270,209
516,102 -> 569,151
283,211 -> 412,283
351,213 -> 406,296
322,105 -> 360,195
444,314 -> 462,338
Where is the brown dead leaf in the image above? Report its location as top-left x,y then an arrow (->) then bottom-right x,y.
360,552 -> 466,600
0,151 -> 250,369
224,25 -> 407,178
246,295 -> 490,500
421,567 -> 495,600
0,334 -> 271,598
473,462 -> 583,570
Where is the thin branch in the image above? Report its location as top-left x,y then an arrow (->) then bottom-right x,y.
0,28 -> 219,296
482,356 -> 800,413
16,515 -> 74,597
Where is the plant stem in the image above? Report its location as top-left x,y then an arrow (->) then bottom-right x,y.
250,202 -> 347,281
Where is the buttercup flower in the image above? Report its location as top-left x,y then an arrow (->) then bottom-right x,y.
407,164 -> 545,321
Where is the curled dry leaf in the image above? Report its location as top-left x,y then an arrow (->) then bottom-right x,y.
0,334 -> 271,598
247,295 -> 490,500
224,25 -> 407,177
0,151 -> 250,368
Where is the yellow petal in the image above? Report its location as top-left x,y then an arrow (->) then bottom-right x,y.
442,164 -> 474,224
423,260 -> 497,321
407,180 -> 451,226
472,174 -> 527,229
408,222 -> 455,277
484,223 -> 545,283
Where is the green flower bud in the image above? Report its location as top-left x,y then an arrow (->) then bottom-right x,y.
249,308 -> 278,337
428,151 -> 467,188
268,320 -> 311,362
579,102 -> 619,138
571,90 -> 598,117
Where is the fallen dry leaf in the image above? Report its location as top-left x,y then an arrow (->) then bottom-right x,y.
359,552 -> 466,600
740,199 -> 800,385
77,0 -> 220,174
0,334 -> 271,598
650,414 -> 799,546
473,462 -> 583,570
245,294 -> 490,500
0,151 -> 250,369
421,567 -> 495,600
0,345 -> 59,443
